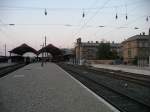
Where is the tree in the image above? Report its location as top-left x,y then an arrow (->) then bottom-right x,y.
96,42 -> 118,60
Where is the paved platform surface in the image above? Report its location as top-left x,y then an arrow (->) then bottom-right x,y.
0,63 -> 119,112
93,64 -> 150,76
0,63 -> 15,68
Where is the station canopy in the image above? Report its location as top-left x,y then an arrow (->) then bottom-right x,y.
38,44 -> 62,56
9,43 -> 37,55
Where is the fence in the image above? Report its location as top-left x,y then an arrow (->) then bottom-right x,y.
137,57 -> 149,67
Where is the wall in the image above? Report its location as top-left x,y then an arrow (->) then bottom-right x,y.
86,60 -> 114,65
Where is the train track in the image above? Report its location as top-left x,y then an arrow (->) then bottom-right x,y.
89,66 -> 150,87
0,63 -> 26,78
59,63 -> 150,112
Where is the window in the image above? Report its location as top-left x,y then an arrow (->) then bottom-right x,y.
139,42 -> 142,47
128,48 -> 131,57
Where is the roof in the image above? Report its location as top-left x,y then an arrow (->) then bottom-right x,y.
38,44 -> 62,56
61,49 -> 74,56
110,43 -> 121,47
9,43 -> 37,55
78,42 -> 121,48
123,35 -> 150,43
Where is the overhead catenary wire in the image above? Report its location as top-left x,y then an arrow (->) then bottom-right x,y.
93,14 -> 150,41
89,0 -> 150,40
73,0 -> 111,38
115,6 -> 118,20
125,4 -> 128,20
88,13 -> 150,38
66,0 -> 100,47
76,0 -> 99,26
0,0 -> 144,11
68,0 -> 100,41
0,0 -> 149,42
0,23 -> 82,27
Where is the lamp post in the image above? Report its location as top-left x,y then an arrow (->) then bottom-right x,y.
4,44 -> 6,57
45,36 -> 47,61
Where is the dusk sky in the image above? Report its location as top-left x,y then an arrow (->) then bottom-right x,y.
0,0 -> 150,55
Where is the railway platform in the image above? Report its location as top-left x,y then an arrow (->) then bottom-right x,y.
92,64 -> 150,76
0,62 -> 119,112
0,63 -> 15,68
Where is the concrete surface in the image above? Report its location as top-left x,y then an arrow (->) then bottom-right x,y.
0,63 -> 15,68
0,63 -> 119,112
92,64 -> 150,76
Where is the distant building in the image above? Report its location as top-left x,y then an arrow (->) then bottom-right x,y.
61,48 -> 74,61
122,29 -> 150,64
110,42 -> 123,58
75,38 -> 121,64
75,38 -> 99,61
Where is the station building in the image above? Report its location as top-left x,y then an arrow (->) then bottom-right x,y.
122,29 -> 150,65
75,38 -> 121,64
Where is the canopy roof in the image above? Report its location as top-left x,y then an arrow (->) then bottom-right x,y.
9,43 -> 37,55
38,44 -> 62,56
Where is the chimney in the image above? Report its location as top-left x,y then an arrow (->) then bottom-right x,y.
140,33 -> 141,35
149,28 -> 150,36
77,38 -> 81,44
142,32 -> 145,35
96,41 -> 99,43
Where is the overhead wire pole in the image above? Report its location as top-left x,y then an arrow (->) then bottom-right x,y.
45,36 -> 47,62
45,36 -> 46,48
4,44 -> 6,57
41,43 -> 44,67
0,19 -> 15,57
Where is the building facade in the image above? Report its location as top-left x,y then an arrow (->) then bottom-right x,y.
122,30 -> 150,65
75,38 -> 121,64
75,38 -> 99,60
